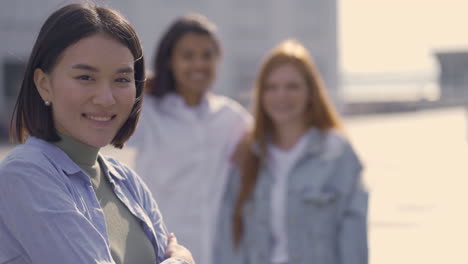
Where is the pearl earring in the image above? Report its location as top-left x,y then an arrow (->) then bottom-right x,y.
44,100 -> 51,106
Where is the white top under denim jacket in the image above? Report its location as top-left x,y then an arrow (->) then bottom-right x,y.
267,133 -> 310,264
127,93 -> 252,264
215,127 -> 368,264
0,137 -> 189,264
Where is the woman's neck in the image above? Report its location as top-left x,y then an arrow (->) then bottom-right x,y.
53,132 -> 100,167
176,89 -> 204,106
272,122 -> 308,151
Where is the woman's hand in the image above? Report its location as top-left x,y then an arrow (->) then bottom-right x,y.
165,233 -> 196,264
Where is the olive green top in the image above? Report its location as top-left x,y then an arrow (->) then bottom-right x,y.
54,133 -> 156,264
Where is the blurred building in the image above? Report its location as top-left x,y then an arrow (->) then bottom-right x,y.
434,50 -> 468,102
0,0 -> 338,136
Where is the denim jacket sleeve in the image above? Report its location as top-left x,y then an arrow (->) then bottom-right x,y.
213,167 -> 247,264
0,157 -> 115,264
337,143 -> 369,264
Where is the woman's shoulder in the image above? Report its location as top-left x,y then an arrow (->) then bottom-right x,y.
0,139 -> 69,192
302,128 -> 363,176
129,94 -> 161,142
300,128 -> 346,160
208,93 -> 252,121
320,130 -> 357,160
298,129 -> 364,194
140,94 -> 159,114
0,139 -> 56,170
210,93 -> 241,107
321,130 -> 364,180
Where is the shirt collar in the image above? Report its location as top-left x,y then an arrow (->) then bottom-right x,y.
26,136 -> 82,175
26,136 -> 126,181
250,126 -> 326,158
159,92 -> 220,117
98,155 -> 126,181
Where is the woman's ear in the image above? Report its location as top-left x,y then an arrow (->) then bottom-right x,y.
33,68 -> 52,102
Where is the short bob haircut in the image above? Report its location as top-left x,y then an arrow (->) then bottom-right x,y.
10,3 -> 145,148
146,13 -> 220,97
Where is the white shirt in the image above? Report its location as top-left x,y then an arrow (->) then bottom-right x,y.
267,133 -> 309,264
128,93 -> 252,264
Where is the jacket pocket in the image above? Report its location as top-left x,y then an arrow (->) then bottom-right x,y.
301,187 -> 338,207
300,186 -> 340,236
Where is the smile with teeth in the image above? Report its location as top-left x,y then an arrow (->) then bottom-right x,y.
83,114 -> 116,122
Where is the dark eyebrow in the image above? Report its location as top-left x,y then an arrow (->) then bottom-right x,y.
71,64 -> 98,72
117,67 -> 134,74
71,64 -> 134,74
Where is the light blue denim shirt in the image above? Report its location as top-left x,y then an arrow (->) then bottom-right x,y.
0,137 -> 187,264
215,128 -> 368,264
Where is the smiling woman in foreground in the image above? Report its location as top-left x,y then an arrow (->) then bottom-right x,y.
0,3 -> 194,264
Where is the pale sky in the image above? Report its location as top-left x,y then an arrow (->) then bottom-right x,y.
340,0 -> 468,74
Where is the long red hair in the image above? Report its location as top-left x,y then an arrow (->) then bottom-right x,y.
233,39 -> 342,246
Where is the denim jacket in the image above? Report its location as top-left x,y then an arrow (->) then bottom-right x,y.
215,128 -> 368,264
0,137 -> 188,264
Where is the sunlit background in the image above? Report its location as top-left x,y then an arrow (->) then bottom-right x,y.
1,0 -> 468,263
341,0 -> 468,103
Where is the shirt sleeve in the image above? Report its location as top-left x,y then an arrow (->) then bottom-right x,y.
118,161 -> 195,264
139,190 -> 194,264
226,103 -> 253,162
160,258 -> 192,264
212,167 -> 246,264
232,104 -> 253,144
338,144 -> 369,264
137,173 -> 170,263
0,158 -> 115,264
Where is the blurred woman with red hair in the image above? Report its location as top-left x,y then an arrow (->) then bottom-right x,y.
217,39 -> 368,264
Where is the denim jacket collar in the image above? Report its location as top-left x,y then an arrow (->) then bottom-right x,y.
99,155 -> 126,181
26,136 -> 82,175
250,126 -> 326,158
26,136 -> 125,181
